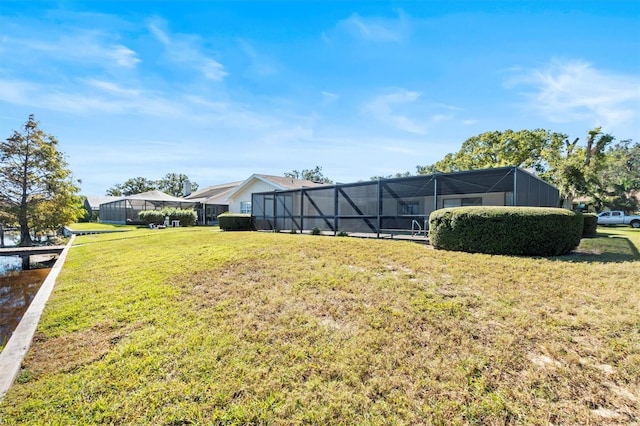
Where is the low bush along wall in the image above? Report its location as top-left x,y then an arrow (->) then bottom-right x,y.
218,213 -> 254,231
429,206 -> 583,256
138,208 -> 197,226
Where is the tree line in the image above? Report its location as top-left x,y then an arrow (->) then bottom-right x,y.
106,174 -> 199,197
415,128 -> 639,212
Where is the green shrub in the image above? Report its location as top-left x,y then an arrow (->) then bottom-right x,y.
218,213 -> 253,231
311,227 -> 321,235
429,206 -> 582,256
165,208 -> 197,227
138,208 -> 197,226
582,213 -> 598,236
138,210 -> 165,225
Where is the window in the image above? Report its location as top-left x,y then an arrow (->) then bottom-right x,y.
443,197 -> 482,208
398,201 -> 420,215
612,211 -> 621,217
240,201 -> 252,214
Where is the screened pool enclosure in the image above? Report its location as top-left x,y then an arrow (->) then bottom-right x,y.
252,167 -> 560,237
99,190 -> 196,224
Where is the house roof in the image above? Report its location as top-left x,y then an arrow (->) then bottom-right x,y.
98,190 -> 197,211
255,174 -> 327,190
202,187 -> 238,205
226,174 -> 327,200
184,181 -> 243,201
84,195 -> 120,210
121,190 -> 192,203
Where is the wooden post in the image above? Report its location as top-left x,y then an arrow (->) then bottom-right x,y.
0,224 -> 4,248
21,254 -> 30,270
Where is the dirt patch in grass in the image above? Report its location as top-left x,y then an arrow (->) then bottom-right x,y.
20,321 -> 138,379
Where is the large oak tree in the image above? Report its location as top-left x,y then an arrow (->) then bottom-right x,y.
417,128 -> 624,208
0,115 -> 81,246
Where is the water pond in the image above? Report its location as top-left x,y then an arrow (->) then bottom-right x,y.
0,232 -> 51,348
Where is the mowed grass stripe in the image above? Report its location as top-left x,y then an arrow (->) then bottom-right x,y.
0,228 -> 638,424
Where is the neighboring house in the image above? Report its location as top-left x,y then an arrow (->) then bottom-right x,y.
181,175 -> 325,225
184,181 -> 243,225
95,175 -> 324,225
226,174 -> 327,215
83,196 -> 120,219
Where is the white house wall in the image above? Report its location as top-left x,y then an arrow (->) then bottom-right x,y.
438,192 -> 505,208
380,192 -> 507,217
229,180 -> 280,213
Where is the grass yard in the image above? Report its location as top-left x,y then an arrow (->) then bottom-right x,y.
67,223 -> 134,231
0,226 -> 638,424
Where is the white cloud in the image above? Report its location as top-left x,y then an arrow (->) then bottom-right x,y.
2,34 -> 140,69
148,17 -> 227,81
507,59 -> 640,130
1,73 -> 286,134
238,39 -> 278,76
183,95 -> 229,112
321,91 -> 339,105
364,88 -> 427,134
329,9 -> 409,42
259,126 -> 315,147
430,114 -> 453,123
105,44 -> 140,68
200,59 -> 227,80
0,78 -> 181,116
148,21 -> 170,45
85,79 -> 141,97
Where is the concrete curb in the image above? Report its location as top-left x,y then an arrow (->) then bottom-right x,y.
0,235 -> 76,401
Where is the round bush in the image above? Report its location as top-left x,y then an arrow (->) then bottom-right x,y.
429,206 -> 582,256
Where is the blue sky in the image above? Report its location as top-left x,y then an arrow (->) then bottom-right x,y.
1,1 -> 639,195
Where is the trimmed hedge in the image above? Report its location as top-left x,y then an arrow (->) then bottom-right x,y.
138,208 -> 197,226
218,213 -> 254,231
429,206 -> 583,256
582,213 -> 598,236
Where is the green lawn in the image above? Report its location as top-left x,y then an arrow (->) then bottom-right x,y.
66,222 -> 134,231
1,226 -> 638,424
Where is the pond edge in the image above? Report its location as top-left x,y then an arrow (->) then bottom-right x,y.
0,235 -> 76,401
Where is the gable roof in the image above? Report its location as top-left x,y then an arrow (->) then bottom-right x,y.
184,181 -> 243,201
226,174 -> 327,200
84,195 -> 120,210
201,187 -> 238,205
123,190 -> 190,203
255,174 -> 326,190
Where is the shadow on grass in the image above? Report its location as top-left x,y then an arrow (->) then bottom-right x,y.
554,233 -> 640,263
